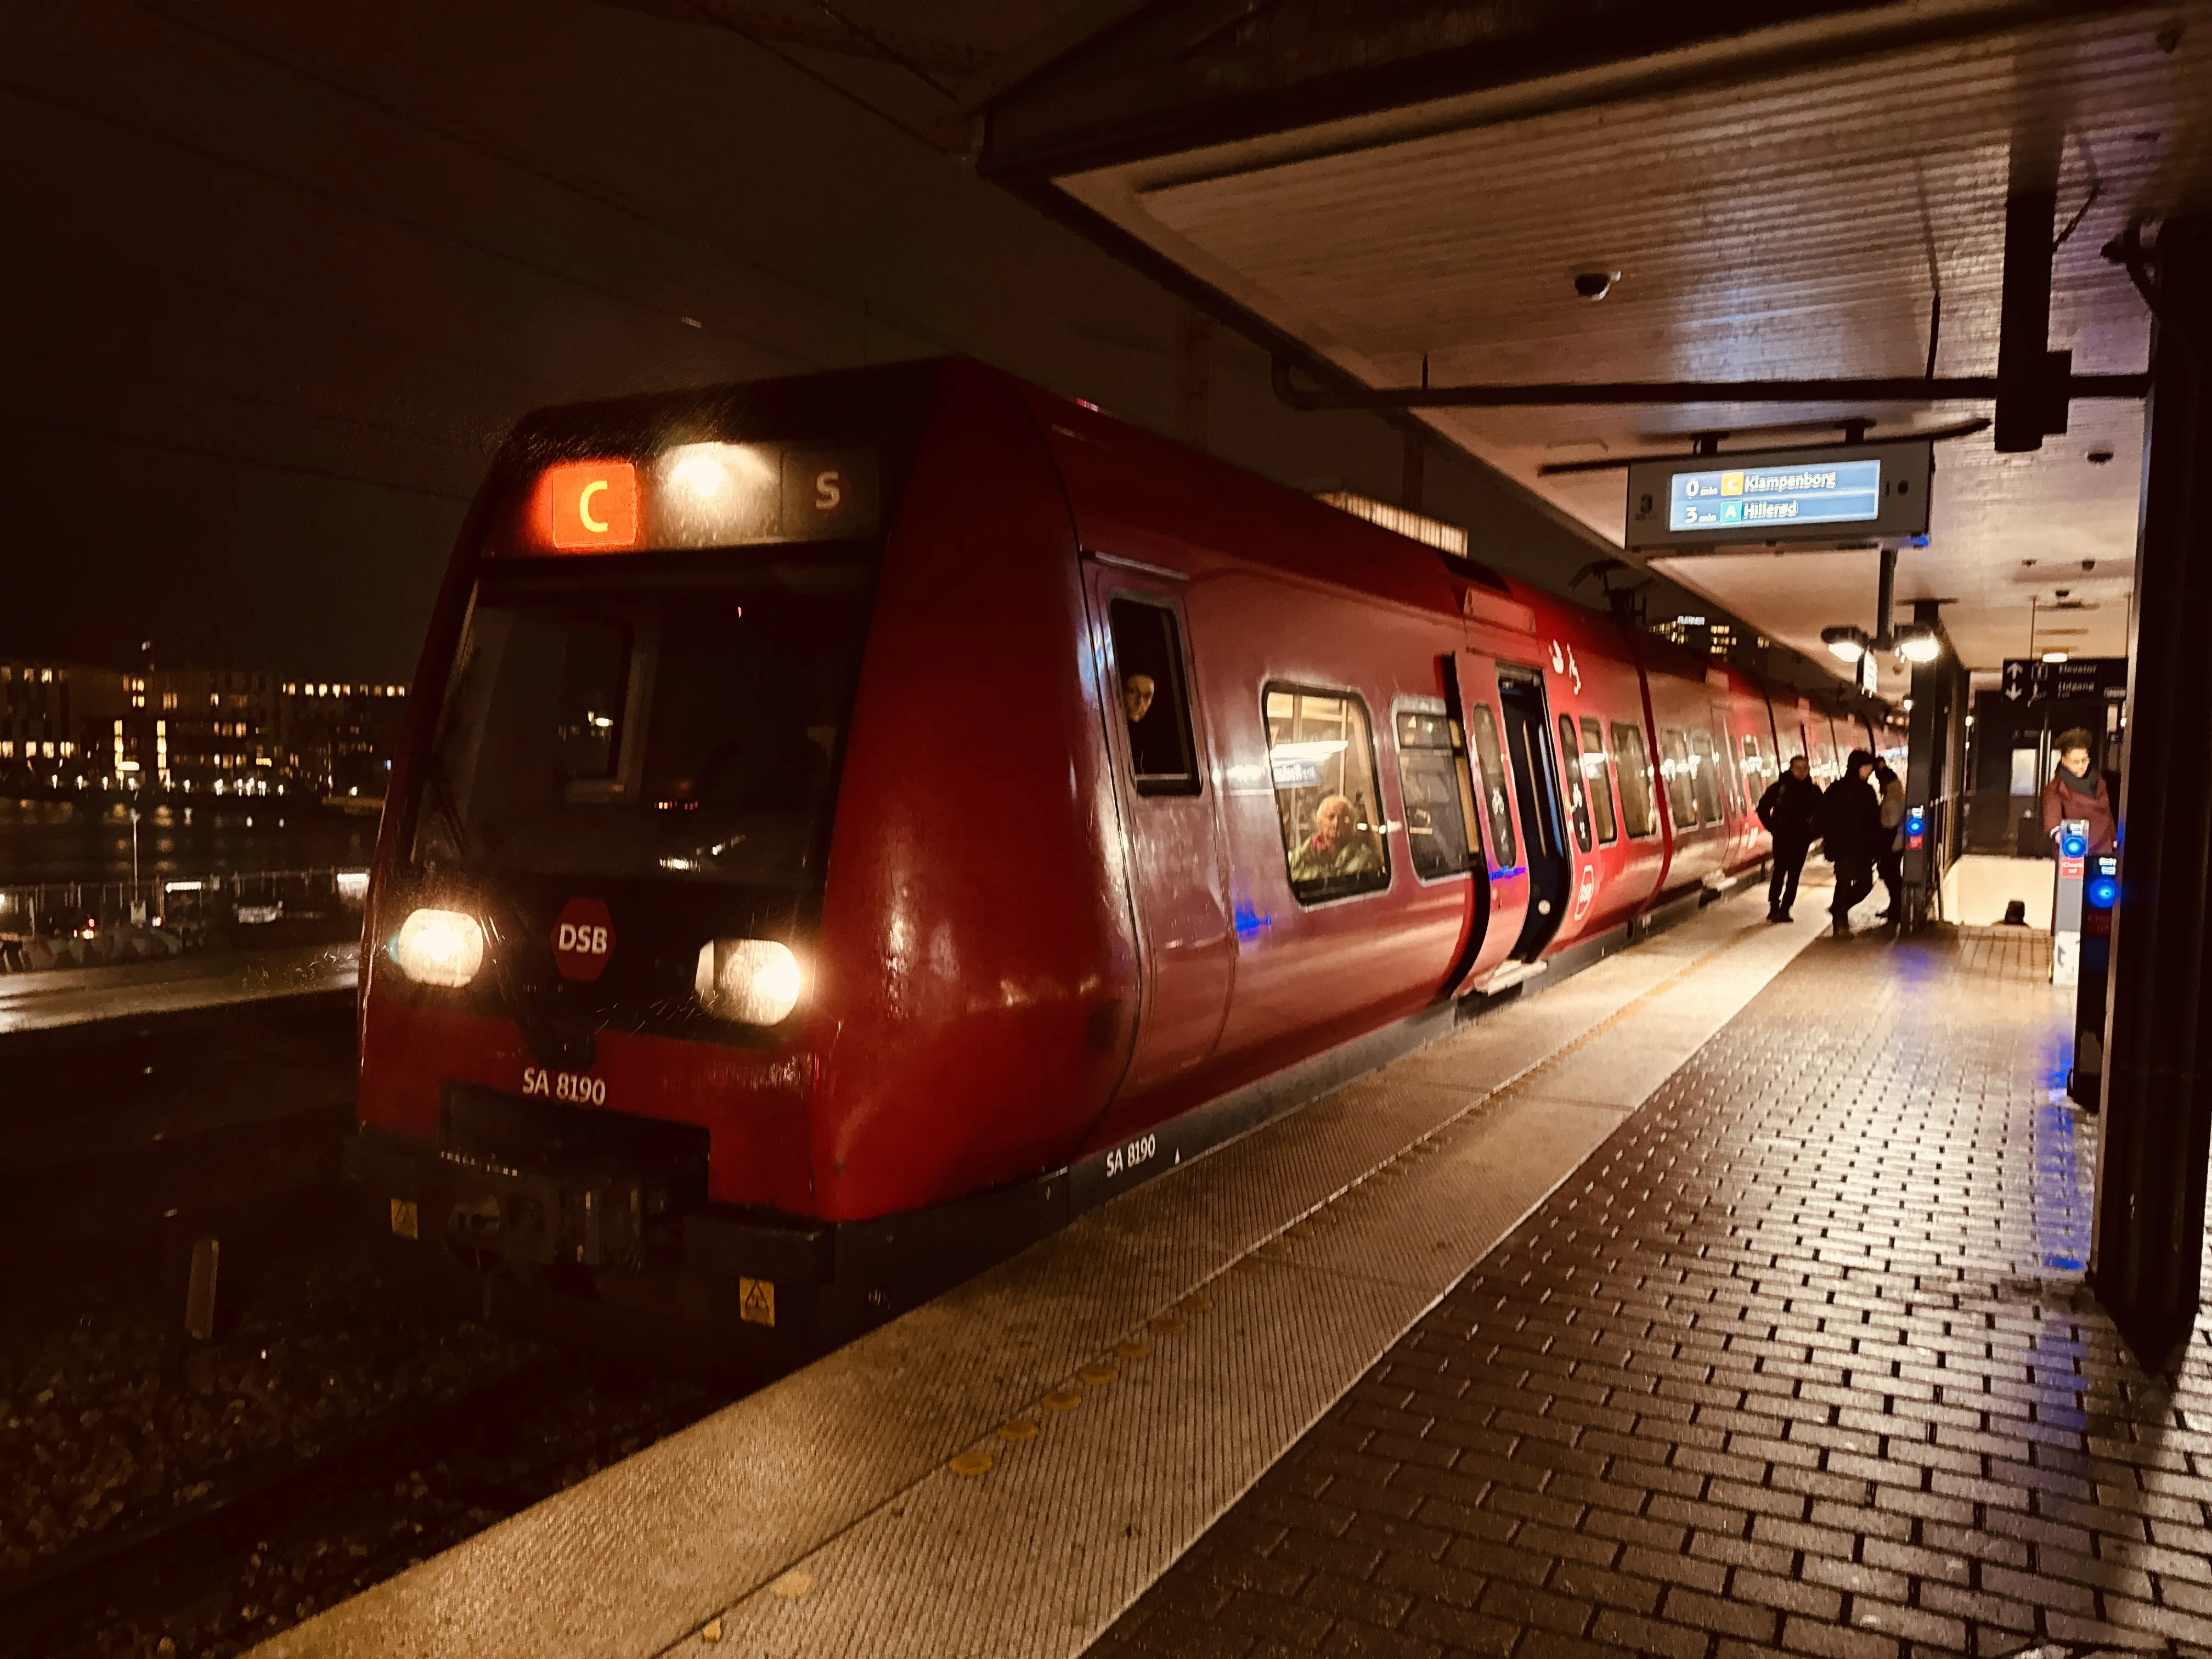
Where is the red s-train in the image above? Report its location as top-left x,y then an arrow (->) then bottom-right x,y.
351,358 -> 1872,1346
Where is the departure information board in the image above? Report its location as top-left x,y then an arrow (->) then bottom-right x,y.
1669,459 -> 1882,532
1626,440 -> 1932,549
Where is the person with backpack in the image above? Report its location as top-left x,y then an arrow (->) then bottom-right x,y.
1819,750 -> 1883,938
1756,753 -> 1823,923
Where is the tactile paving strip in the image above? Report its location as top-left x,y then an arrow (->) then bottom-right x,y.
253,891 -> 1822,1659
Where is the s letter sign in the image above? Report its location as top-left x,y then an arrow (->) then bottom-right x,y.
552,896 -> 615,982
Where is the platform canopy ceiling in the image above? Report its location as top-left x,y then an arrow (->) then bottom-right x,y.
983,0 -> 2212,695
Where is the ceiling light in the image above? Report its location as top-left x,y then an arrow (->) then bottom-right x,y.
1895,625 -> 1942,664
1821,625 -> 1869,663
2042,650 -> 2070,663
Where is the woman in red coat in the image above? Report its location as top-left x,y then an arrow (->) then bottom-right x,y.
2041,727 -> 2117,855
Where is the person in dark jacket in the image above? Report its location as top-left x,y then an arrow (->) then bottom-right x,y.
1874,760 -> 1908,922
1757,753 -> 1822,922
2041,728 -> 2117,855
1819,749 -> 1883,937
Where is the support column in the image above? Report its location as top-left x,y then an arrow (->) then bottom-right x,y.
1900,600 -> 1965,928
2090,215 -> 2212,1368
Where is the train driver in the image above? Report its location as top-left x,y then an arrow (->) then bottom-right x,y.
1122,673 -> 1156,726
1288,794 -> 1383,883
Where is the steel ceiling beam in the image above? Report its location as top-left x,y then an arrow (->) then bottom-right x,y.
1271,359 -> 2151,412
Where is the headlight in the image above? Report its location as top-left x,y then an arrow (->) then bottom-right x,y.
392,908 -> 486,988
694,938 -> 803,1025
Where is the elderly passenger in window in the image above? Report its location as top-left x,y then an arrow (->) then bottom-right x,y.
1122,673 -> 1156,726
1288,794 -> 1382,884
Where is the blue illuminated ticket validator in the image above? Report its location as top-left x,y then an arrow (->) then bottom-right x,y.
1669,459 -> 1882,533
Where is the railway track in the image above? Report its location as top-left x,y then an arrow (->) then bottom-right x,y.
0,1346 -> 757,1657
0,994 -> 354,1300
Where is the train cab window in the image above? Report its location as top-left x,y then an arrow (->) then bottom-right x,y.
1108,599 -> 1199,796
1555,715 -> 1593,853
1579,716 -> 1618,844
552,618 -> 631,791
415,563 -> 872,888
1658,728 -> 1699,831
1611,722 -> 1658,839
1467,702 -> 1516,869
1686,728 -> 1725,823
1267,685 -> 1390,903
1393,702 -> 1475,881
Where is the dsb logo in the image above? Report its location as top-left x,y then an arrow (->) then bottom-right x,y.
552,897 -> 615,983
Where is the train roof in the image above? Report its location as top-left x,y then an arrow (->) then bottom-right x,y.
495,356 -> 1838,715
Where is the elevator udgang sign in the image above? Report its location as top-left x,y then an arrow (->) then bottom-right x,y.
552,896 -> 615,981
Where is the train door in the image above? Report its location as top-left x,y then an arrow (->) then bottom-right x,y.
1425,656 -> 1493,994
1453,651 -> 1530,985
1496,667 -> 1570,960
1089,578 -> 1234,1092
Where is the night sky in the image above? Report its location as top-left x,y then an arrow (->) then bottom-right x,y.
7,1 -> 1630,684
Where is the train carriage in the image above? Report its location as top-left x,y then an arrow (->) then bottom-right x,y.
351,357 -> 1848,1351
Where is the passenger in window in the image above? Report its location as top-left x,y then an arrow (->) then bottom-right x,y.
1122,673 -> 1156,726
1288,794 -> 1383,884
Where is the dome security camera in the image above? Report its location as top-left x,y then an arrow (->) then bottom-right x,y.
1573,272 -> 1619,301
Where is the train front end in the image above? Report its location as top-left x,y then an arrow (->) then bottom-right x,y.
351,369 -> 919,1352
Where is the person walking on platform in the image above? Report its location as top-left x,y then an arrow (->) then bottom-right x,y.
1819,749 -> 1883,938
2041,728 -> 2117,855
1874,760 -> 1908,922
1757,753 -> 1822,923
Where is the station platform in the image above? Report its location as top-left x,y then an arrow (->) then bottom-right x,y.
0,941 -> 356,1035
252,889 -> 2199,1659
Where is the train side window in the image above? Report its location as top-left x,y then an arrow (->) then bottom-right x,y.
1393,703 -> 1475,881
1658,727 -> 1700,830
1266,685 -> 1391,903
1757,733 -> 1779,792
1686,727 -> 1724,823
1611,721 -> 1658,838
1740,734 -> 1766,804
1108,598 -> 1199,797
1467,702 -> 1517,870
1579,716 -> 1618,844
1555,715 -> 1593,853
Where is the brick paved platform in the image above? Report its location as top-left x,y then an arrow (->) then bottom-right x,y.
1090,925 -> 2212,1659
